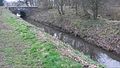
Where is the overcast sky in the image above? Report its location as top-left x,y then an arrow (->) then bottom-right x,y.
5,0 -> 24,2
5,0 -> 17,2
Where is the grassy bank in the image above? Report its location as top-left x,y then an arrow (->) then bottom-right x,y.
0,7 -> 103,68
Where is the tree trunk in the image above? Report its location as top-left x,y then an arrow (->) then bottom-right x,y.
93,0 -> 98,20
75,2 -> 78,15
60,0 -> 64,15
57,3 -> 62,15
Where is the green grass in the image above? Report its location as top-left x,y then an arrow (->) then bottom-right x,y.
0,10 -> 83,68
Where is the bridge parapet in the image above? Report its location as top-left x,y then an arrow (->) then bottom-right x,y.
9,7 -> 38,18
4,0 -> 39,8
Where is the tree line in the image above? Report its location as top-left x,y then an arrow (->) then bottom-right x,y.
38,0 -> 106,20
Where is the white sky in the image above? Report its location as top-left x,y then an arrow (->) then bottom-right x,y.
5,0 -> 24,2
5,0 -> 18,2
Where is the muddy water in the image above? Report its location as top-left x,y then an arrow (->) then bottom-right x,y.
26,19 -> 120,68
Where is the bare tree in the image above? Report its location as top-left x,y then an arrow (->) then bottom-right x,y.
88,0 -> 103,19
81,0 -> 103,19
0,0 -> 3,6
56,0 -> 64,15
73,0 -> 80,15
90,0 -> 98,19
25,0 -> 38,7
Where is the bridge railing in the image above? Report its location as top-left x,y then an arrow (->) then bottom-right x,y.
4,0 -> 39,8
7,6 -> 38,8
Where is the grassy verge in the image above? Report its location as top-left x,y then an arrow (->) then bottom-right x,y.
0,7 -> 105,68
0,8 -> 83,68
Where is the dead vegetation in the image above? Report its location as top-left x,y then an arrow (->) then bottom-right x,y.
28,4 -> 120,55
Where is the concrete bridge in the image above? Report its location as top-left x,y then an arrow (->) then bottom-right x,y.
9,6 -> 38,18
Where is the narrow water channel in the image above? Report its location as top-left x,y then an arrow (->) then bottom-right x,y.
26,19 -> 120,68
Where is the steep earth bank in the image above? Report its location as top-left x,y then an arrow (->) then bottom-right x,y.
0,7 -> 103,68
27,8 -> 120,55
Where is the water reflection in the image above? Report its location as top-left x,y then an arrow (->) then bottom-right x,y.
27,20 -> 120,68
97,53 -> 120,68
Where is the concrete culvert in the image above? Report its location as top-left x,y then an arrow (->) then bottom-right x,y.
20,11 -> 26,19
